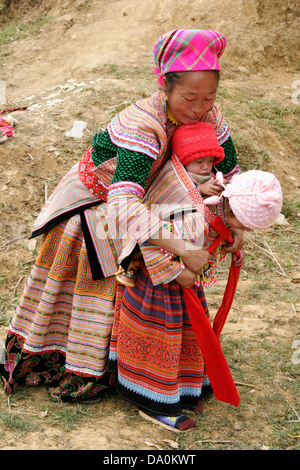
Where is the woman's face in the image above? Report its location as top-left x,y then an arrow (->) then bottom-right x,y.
165,71 -> 218,125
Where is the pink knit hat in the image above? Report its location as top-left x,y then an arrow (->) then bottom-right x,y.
204,170 -> 283,229
152,29 -> 226,85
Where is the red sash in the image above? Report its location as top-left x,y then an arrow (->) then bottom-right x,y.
183,216 -> 241,407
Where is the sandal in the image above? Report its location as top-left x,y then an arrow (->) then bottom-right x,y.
183,400 -> 204,414
139,410 -> 196,433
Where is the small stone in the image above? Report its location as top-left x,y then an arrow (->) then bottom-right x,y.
233,421 -> 243,431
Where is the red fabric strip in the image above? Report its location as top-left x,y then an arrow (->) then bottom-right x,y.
183,216 -> 241,407
183,287 -> 240,407
208,216 -> 241,338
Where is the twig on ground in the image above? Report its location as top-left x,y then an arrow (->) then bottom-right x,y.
235,381 -> 256,388
245,232 -> 287,277
196,439 -> 232,444
291,303 -> 297,315
286,400 -> 300,422
262,239 -> 287,277
11,275 -> 25,299
1,236 -> 24,249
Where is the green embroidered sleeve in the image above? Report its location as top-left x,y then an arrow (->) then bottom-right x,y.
91,130 -> 117,165
215,136 -> 238,175
91,129 -> 154,189
111,147 -> 153,188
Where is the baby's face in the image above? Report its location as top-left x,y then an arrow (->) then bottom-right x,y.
226,213 -> 252,231
185,155 -> 215,175
224,198 -> 252,231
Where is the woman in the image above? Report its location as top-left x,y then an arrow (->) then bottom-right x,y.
0,29 -> 243,403
108,123 -> 282,432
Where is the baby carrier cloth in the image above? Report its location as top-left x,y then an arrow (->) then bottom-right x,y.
183,216 -> 241,407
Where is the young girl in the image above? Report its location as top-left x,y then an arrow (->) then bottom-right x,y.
109,122 -> 283,433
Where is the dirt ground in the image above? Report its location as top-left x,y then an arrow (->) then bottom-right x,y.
0,0 -> 299,452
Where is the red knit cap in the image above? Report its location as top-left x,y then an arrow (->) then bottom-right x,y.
172,122 -> 225,166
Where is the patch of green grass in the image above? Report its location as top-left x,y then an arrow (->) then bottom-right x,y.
0,291 -> 15,327
0,409 -> 41,434
0,16 -> 52,45
46,403 -> 90,430
75,0 -> 92,11
282,198 -> 300,226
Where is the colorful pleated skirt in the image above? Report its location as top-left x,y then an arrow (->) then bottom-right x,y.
109,263 -> 210,416
0,214 -> 117,401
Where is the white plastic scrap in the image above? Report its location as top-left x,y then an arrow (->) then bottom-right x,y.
65,120 -> 87,138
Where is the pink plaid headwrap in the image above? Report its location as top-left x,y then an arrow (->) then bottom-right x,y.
152,29 -> 227,85
204,170 -> 283,230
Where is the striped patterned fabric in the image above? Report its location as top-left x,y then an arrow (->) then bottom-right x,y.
107,181 -> 165,264
109,263 -> 210,416
84,204 -> 123,277
139,155 -> 227,286
139,243 -> 183,285
9,215 -> 117,378
107,92 -> 168,160
32,160 -> 101,236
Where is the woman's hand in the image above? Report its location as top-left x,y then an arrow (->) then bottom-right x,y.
180,245 -> 212,274
175,267 -> 197,288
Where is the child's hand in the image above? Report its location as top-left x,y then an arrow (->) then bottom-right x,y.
223,229 -> 245,253
198,178 -> 223,196
231,249 -> 246,267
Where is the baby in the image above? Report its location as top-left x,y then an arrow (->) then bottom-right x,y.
172,121 -> 225,197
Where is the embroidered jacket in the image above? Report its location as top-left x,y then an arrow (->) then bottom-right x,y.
31,91 -> 238,281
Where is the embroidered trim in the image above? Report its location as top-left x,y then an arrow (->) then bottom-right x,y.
109,181 -> 145,199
